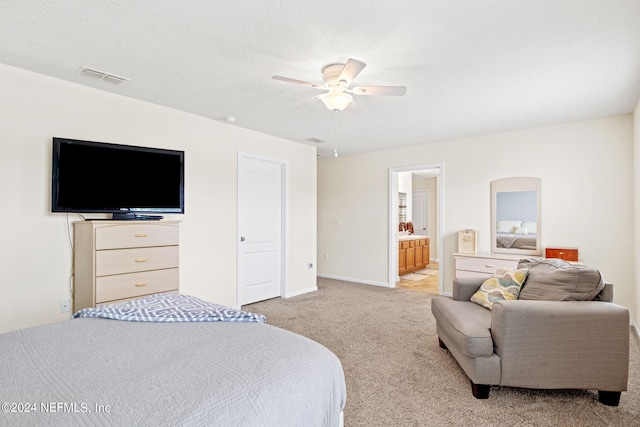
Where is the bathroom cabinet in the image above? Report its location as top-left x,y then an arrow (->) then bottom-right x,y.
399,236 -> 430,276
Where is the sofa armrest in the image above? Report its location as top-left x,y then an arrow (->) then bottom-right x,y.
453,277 -> 485,301
491,300 -> 629,391
595,282 -> 614,302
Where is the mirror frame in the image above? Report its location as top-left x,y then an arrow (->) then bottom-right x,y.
491,177 -> 542,256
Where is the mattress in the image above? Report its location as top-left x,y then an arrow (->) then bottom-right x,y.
0,317 -> 346,426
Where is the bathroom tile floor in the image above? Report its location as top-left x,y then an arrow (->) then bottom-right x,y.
397,262 -> 440,294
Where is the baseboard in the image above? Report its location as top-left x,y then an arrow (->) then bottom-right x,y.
238,286 -> 318,308
317,274 -> 389,288
284,286 -> 318,299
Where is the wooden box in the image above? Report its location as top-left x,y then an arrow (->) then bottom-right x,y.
545,247 -> 579,262
458,229 -> 477,254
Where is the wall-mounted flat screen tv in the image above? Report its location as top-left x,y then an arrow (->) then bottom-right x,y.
52,137 -> 184,220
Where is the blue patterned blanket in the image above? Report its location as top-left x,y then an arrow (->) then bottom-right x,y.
72,293 -> 266,323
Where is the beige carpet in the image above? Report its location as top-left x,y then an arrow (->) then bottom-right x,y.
245,277 -> 640,427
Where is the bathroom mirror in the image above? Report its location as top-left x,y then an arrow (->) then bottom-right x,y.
491,177 -> 541,256
398,192 -> 407,224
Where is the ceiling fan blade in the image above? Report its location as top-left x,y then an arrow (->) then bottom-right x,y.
351,86 -> 407,96
272,75 -> 324,89
338,58 -> 366,83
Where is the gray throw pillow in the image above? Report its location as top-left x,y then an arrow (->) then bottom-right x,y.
517,258 -> 604,301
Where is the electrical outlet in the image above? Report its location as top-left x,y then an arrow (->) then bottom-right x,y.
59,298 -> 71,313
322,252 -> 329,261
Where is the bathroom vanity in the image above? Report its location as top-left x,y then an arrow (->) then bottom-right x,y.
398,235 -> 430,276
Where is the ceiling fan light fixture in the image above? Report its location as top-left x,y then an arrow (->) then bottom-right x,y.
273,58 -> 405,112
320,86 -> 353,111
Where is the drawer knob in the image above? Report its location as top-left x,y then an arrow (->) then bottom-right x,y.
134,282 -> 148,287
134,258 -> 148,263
485,264 -> 495,268
135,233 -> 148,238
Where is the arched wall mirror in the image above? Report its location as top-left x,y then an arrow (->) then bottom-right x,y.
491,177 -> 542,256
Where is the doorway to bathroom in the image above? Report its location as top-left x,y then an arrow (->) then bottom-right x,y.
388,163 -> 443,294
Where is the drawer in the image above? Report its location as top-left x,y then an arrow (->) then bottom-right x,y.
96,246 -> 179,276
455,256 -> 519,275
95,290 -> 178,307
400,241 -> 411,249
95,223 -> 179,250
455,270 -> 493,279
95,268 -> 179,303
545,247 -> 578,262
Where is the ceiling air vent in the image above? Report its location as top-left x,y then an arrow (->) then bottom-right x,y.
80,66 -> 129,84
307,137 -> 326,144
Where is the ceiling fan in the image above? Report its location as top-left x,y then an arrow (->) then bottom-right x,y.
272,58 -> 406,111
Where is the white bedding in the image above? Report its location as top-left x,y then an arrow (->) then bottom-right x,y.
496,232 -> 537,249
0,316 -> 346,426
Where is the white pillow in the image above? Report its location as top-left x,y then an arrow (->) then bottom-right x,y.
522,221 -> 536,234
497,220 -> 522,233
514,226 -> 527,234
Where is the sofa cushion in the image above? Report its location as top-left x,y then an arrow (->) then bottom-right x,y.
431,297 -> 494,358
470,267 -> 529,310
517,258 -> 604,301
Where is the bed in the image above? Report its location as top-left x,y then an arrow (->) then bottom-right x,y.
495,220 -> 537,249
495,232 -> 537,249
0,294 -> 346,426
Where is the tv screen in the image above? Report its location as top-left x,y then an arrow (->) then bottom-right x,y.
52,138 -> 184,219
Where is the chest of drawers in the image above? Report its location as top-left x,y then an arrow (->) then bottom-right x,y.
73,221 -> 180,310
453,252 -> 523,279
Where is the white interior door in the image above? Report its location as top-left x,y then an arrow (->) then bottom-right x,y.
412,190 -> 428,236
238,154 -> 284,306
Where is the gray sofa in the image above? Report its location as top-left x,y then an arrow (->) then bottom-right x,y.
431,260 -> 630,406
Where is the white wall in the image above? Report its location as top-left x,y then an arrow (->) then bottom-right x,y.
318,115 -> 636,324
0,63 -> 317,334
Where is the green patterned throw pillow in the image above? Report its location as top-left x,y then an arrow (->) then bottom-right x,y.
470,267 -> 529,310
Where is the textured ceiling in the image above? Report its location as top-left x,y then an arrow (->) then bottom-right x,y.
1,1 -> 639,157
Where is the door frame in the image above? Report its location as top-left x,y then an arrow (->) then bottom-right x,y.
237,151 -> 289,306
388,162 -> 444,293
